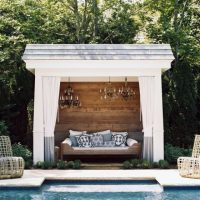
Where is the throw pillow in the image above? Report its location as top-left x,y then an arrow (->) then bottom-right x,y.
91,134 -> 104,147
103,141 -> 115,147
127,138 -> 138,147
111,132 -> 128,136
62,138 -> 72,146
112,133 -> 128,147
94,130 -> 112,141
69,130 -> 87,146
75,134 -> 92,147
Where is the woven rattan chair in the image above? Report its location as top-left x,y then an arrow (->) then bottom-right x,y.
0,136 -> 24,179
177,135 -> 200,179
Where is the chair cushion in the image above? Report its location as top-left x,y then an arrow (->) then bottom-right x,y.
91,134 -> 104,147
75,134 -> 92,148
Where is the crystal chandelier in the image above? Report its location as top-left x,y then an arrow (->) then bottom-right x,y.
118,77 -> 136,100
59,78 -> 81,108
100,77 -> 118,100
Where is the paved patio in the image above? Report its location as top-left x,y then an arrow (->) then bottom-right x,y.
0,169 -> 200,188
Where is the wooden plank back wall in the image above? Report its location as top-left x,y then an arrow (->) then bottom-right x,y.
55,82 -> 142,145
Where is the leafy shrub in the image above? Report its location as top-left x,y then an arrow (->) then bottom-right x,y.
164,143 -> 192,164
56,160 -> 82,169
130,159 -> 140,168
152,162 -> 159,168
35,161 -> 43,169
66,161 -> 74,169
158,160 -> 169,169
123,159 -> 151,169
35,160 -> 82,169
25,160 -> 33,169
136,159 -> 145,169
123,159 -> 169,169
41,161 -> 53,169
123,160 -> 131,169
57,160 -> 67,169
73,160 -> 81,169
141,160 -> 151,169
0,121 -> 9,136
35,161 -> 54,169
12,143 -> 33,169
12,143 -> 32,161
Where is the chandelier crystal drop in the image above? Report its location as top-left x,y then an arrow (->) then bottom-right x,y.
100,77 -> 136,101
119,77 -> 136,100
59,77 -> 81,109
100,77 -> 118,100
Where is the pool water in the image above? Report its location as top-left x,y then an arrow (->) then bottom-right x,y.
0,180 -> 199,200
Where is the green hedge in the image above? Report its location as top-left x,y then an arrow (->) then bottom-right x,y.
164,143 -> 192,164
12,143 -> 33,169
0,121 -> 9,136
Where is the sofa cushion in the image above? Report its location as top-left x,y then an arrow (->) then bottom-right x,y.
62,138 -> 72,146
103,141 -> 115,147
91,134 -> 104,147
127,138 -> 138,147
112,132 -> 128,147
112,131 -> 128,136
73,147 -> 129,150
69,130 -> 87,146
75,134 -> 92,148
94,130 -> 111,141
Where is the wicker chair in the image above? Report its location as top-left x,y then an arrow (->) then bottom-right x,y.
177,135 -> 200,179
0,136 -> 24,179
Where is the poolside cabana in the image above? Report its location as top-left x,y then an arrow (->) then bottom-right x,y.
22,44 -> 174,164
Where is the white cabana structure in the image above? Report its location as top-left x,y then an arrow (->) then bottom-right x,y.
22,44 -> 174,164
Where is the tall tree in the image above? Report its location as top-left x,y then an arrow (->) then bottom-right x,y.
0,0 -> 140,146
139,0 -> 200,147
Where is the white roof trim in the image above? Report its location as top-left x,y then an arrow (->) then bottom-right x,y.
22,44 -> 174,75
22,44 -> 174,60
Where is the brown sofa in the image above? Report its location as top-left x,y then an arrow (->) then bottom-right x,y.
61,142 -> 142,160
60,132 -> 143,160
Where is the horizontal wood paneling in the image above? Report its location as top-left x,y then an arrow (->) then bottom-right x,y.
55,82 -> 142,145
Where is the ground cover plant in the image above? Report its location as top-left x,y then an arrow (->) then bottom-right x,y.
35,160 -> 82,170
123,159 -> 169,169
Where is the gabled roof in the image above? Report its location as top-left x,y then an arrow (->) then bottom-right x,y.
22,44 -> 174,60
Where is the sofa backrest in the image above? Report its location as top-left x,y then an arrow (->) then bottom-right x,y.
128,132 -> 144,143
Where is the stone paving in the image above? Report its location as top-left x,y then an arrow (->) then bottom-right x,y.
0,169 -> 200,188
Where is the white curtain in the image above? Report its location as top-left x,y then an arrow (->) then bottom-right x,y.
139,77 -> 155,162
42,76 -> 60,163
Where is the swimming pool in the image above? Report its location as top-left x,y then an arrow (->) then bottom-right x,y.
0,180 -> 199,200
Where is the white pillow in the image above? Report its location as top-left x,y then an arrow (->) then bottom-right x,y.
112,132 -> 128,136
62,138 -> 72,146
127,138 -> 138,147
94,130 -> 111,135
69,130 -> 87,136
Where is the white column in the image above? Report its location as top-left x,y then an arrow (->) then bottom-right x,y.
33,75 -> 44,163
153,74 -> 164,162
